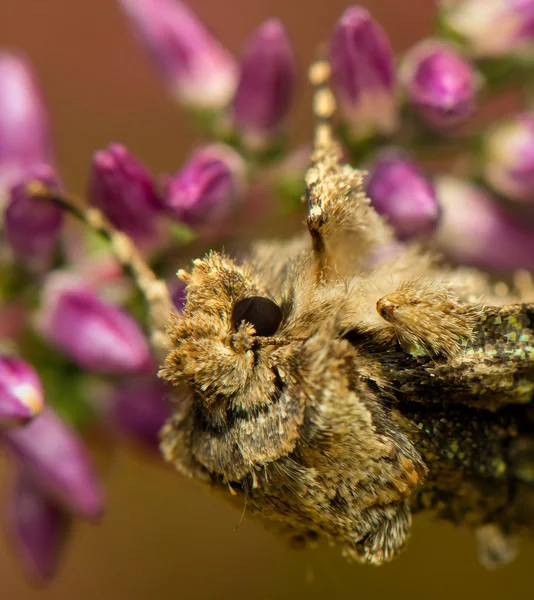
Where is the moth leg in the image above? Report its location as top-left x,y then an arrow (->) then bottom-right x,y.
376,279 -> 481,357
346,501 -> 412,565
305,61 -> 391,280
27,183 -> 175,361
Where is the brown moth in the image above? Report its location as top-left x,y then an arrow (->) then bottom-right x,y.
34,61 -> 534,567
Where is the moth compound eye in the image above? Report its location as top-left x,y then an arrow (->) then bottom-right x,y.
232,297 -> 283,337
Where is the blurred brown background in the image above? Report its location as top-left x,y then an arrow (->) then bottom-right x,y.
0,0 -> 532,598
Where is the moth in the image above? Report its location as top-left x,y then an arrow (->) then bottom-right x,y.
35,61 -> 534,568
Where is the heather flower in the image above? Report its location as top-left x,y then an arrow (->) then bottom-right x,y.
37,276 -> 153,375
483,112 -> 534,201
3,408 -> 105,519
441,0 -> 534,58
7,471 -> 70,580
162,144 -> 246,227
434,176 -> 534,271
0,52 -> 53,190
88,143 -> 163,246
400,40 -> 478,129
232,19 -> 296,149
4,164 -> 63,260
0,356 -> 45,426
330,6 -> 397,140
106,378 -> 171,452
118,0 -> 237,111
365,150 -> 440,239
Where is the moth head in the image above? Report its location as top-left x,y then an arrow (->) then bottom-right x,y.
159,251 -> 286,413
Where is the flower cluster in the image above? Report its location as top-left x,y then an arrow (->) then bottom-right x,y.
2,0 -> 534,580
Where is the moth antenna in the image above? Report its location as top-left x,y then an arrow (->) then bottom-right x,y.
26,181 -> 175,360
305,60 -> 389,280
309,59 -> 338,154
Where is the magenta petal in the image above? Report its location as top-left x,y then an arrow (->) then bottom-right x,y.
3,408 -> 105,519
7,471 -> 70,580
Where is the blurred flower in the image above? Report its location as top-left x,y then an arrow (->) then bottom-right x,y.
434,176 -> 534,271
330,6 -> 397,140
170,278 -> 187,312
37,276 -> 153,375
400,40 -> 478,129
162,144 -> 246,227
106,378 -> 171,452
232,19 -> 296,149
7,471 -> 70,580
3,408 -> 105,519
0,52 -> 53,191
4,164 -> 63,260
118,0 -> 237,110
483,112 -> 534,201
365,149 -> 440,239
88,143 -> 163,246
0,356 -> 45,426
441,0 -> 534,58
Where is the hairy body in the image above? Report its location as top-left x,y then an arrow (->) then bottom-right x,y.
33,61 -> 534,567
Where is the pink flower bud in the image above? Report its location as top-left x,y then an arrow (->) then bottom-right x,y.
330,7 -> 398,140
4,164 -> 63,260
118,0 -> 237,110
441,0 -> 534,58
434,176 -> 534,271
483,112 -> 534,202
88,144 -> 163,246
401,40 -> 478,129
38,277 -> 153,375
366,150 -> 440,239
0,52 -> 53,190
7,471 -> 70,580
232,19 -> 296,148
107,378 -> 171,452
0,356 -> 45,426
3,408 -> 105,519
162,144 -> 245,227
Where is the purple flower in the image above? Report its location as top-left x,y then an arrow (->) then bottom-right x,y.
7,471 -> 70,580
163,144 -> 245,227
483,112 -> 534,201
38,277 -> 153,375
3,408 -> 105,519
0,356 -> 45,426
330,6 -> 397,140
106,378 -> 171,452
400,40 -> 478,129
88,144 -> 163,245
365,150 -> 440,239
232,19 -> 296,149
118,0 -> 237,110
0,52 -> 53,190
441,0 -> 534,58
434,176 -> 534,271
4,164 -> 63,260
